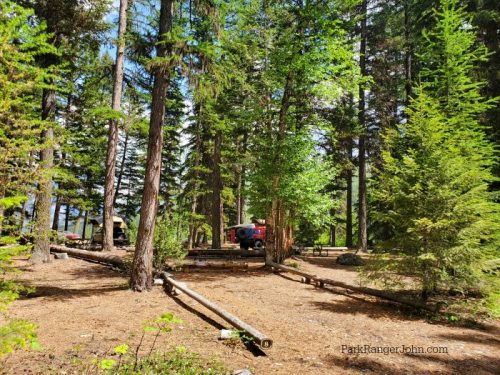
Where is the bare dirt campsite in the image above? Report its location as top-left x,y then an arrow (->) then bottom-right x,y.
3,249 -> 499,375
1,0 -> 500,374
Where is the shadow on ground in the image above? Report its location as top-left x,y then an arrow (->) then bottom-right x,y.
173,267 -> 270,283
435,331 -> 500,347
324,352 -> 499,374
20,284 -> 129,302
296,252 -> 365,272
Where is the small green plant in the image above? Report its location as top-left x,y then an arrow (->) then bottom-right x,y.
445,313 -> 460,323
98,358 -> 116,370
0,200 -> 38,357
153,215 -> 187,270
84,312 -> 226,374
231,330 -> 254,345
126,219 -> 139,246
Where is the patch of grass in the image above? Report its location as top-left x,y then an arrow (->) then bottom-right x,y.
78,313 -> 228,374
90,346 -> 227,375
131,348 -> 226,374
484,291 -> 500,319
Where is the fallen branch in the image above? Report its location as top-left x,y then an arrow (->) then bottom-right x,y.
50,244 -> 125,268
266,261 -> 439,312
161,272 -> 273,349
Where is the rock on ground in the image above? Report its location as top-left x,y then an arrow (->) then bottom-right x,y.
336,252 -> 364,266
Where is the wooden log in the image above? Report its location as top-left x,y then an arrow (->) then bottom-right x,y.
161,272 -> 273,349
300,246 -> 348,252
188,249 -> 265,257
266,261 -> 438,312
190,261 -> 249,269
50,244 -> 124,268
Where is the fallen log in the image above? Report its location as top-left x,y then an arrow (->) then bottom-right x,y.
50,244 -> 124,268
161,272 -> 273,349
188,249 -> 265,258
168,260 -> 250,271
50,244 -> 272,347
266,261 -> 438,312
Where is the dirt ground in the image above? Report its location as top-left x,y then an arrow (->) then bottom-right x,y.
2,251 -> 499,374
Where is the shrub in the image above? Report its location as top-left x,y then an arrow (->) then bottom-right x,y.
153,215 -> 187,270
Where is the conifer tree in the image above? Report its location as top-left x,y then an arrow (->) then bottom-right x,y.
131,0 -> 175,291
369,0 -> 499,300
0,1 -> 55,234
103,0 -> 130,251
25,0 -> 108,263
0,0 -> 53,355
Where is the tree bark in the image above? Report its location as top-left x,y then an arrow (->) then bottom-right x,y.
211,129 -> 223,249
18,199 -> 26,233
64,204 -> 70,231
131,0 -> 173,291
404,0 -> 412,106
239,133 -> 248,224
103,0 -> 128,251
32,86 -> 55,264
346,137 -> 353,248
114,130 -> 129,206
267,73 -> 293,263
187,104 -> 203,250
0,186 -> 5,235
357,0 -> 368,253
330,223 -> 336,247
236,171 -> 242,225
82,210 -> 88,240
52,189 -> 62,231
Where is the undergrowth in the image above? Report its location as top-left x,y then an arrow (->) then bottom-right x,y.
80,313 -> 227,375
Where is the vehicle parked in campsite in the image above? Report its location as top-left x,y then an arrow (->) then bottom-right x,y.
89,216 -> 129,246
228,223 -> 266,250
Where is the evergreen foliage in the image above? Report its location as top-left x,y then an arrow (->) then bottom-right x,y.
1,0 -> 498,318
368,0 -> 499,302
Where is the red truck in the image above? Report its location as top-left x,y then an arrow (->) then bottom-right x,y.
228,224 -> 266,250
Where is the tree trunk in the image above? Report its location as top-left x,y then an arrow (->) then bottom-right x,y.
187,104 -> 203,250
18,199 -> 26,233
236,171 -> 242,225
267,73 -> 293,263
211,129 -> 223,249
0,186 -> 5,235
238,133 -> 248,224
82,210 -> 88,241
346,137 -> 353,248
330,224 -> 336,247
31,197 -> 37,221
103,0 -> 128,251
32,87 -> 55,264
357,0 -> 368,253
404,0 -> 412,106
196,231 -> 203,247
64,204 -> 70,231
131,0 -> 173,292
52,189 -> 62,231
114,130 -> 129,206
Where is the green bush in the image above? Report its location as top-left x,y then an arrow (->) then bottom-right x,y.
153,216 -> 187,270
127,218 -> 139,246
0,240 -> 38,357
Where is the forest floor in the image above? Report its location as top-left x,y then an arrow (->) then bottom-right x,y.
2,250 -> 499,374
